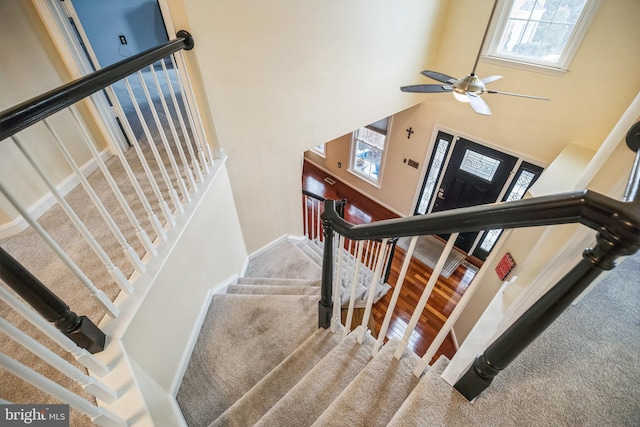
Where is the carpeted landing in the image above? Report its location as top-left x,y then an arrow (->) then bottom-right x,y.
177,238 -> 640,427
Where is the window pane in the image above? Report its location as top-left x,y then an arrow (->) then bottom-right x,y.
459,150 -> 501,182
417,138 -> 450,214
494,0 -> 588,65
352,123 -> 387,183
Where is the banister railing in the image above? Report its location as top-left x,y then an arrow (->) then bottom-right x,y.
318,121 -> 640,400
0,28 -> 211,424
0,30 -> 194,141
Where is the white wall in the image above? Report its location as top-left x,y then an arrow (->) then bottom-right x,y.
122,163 -> 247,393
309,0 -> 640,218
0,1 -> 104,228
171,0 -> 449,252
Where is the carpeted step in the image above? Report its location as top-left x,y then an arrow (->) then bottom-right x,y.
254,326 -> 376,427
176,294 -> 318,427
244,240 -> 321,280
387,356 -> 450,426
297,241 -> 323,265
312,338 -> 422,427
237,277 -> 320,287
210,325 -> 345,427
226,284 -> 320,296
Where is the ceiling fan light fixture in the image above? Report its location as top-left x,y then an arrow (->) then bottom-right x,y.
453,91 -> 470,103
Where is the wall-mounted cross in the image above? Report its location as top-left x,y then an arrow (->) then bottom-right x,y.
406,127 -> 414,139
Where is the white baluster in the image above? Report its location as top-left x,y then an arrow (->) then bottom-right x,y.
393,233 -> 459,360
69,106 -> 158,255
122,77 -> 176,227
0,354 -> 127,427
171,53 -> 213,170
357,238 -> 388,344
303,196 -> 310,239
0,286 -> 109,376
344,241 -> 364,335
0,182 -> 119,318
135,70 -> 184,214
372,236 -> 418,356
145,66 -> 191,204
0,319 -> 117,403
316,202 -> 322,243
12,136 -> 132,295
331,235 -> 345,332
43,119 -> 146,274
159,59 -> 199,189
97,86 -> 168,242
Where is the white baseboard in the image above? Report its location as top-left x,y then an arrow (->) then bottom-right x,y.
0,148 -> 113,239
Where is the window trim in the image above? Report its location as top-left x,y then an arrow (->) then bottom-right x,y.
481,0 -> 600,75
348,118 -> 392,187
312,143 -> 326,157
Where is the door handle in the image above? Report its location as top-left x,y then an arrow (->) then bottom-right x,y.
437,188 -> 445,200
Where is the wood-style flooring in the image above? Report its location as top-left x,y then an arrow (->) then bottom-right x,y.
302,160 -> 480,362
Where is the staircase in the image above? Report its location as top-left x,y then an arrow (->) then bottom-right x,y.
176,237 -> 640,427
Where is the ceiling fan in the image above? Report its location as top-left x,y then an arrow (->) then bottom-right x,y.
400,0 -> 549,115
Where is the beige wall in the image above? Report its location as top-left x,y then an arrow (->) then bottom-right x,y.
0,1 -> 107,226
174,0 -> 449,252
309,0 -> 640,218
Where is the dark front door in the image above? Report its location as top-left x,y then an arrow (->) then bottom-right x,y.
432,138 -> 518,252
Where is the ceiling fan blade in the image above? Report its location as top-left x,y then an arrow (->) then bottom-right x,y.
401,84 -> 453,93
467,93 -> 492,115
481,75 -> 503,84
421,70 -> 457,84
486,89 -> 550,101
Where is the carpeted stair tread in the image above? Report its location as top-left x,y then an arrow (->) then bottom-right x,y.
226,284 -> 320,296
312,338 -> 421,427
296,241 -> 323,265
210,326 -> 345,427
244,240 -> 321,280
176,294 -> 318,427
387,355 -> 450,426
237,277 -> 320,287
255,326 -> 376,427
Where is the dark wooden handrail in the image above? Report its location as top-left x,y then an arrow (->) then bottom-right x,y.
0,247 -> 105,353
318,123 -> 640,400
0,30 -> 194,141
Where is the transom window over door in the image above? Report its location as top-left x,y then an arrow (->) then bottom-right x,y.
485,0 -> 599,72
350,117 -> 390,184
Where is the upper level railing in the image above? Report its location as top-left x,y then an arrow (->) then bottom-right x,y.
318,121 -> 640,400
0,30 -> 212,425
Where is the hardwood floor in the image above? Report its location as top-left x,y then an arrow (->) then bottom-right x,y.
302,160 -> 480,362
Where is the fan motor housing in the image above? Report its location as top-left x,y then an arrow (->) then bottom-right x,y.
453,74 -> 486,95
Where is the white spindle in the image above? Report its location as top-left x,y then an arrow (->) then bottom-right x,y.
331,235 -> 345,332
393,233 -> 459,360
0,286 -> 109,376
69,106 -> 158,255
144,67 -> 191,204
135,70 -> 184,214
0,354 -> 127,427
159,59 -> 199,189
0,182 -> 119,318
43,120 -> 146,274
12,136 -> 133,295
344,241 -> 364,335
122,77 -> 176,227
372,236 -> 418,356
171,53 -> 213,170
0,319 -> 117,403
304,196 -> 310,239
94,84 -> 169,241
316,203 -> 322,242
357,238 -> 388,344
